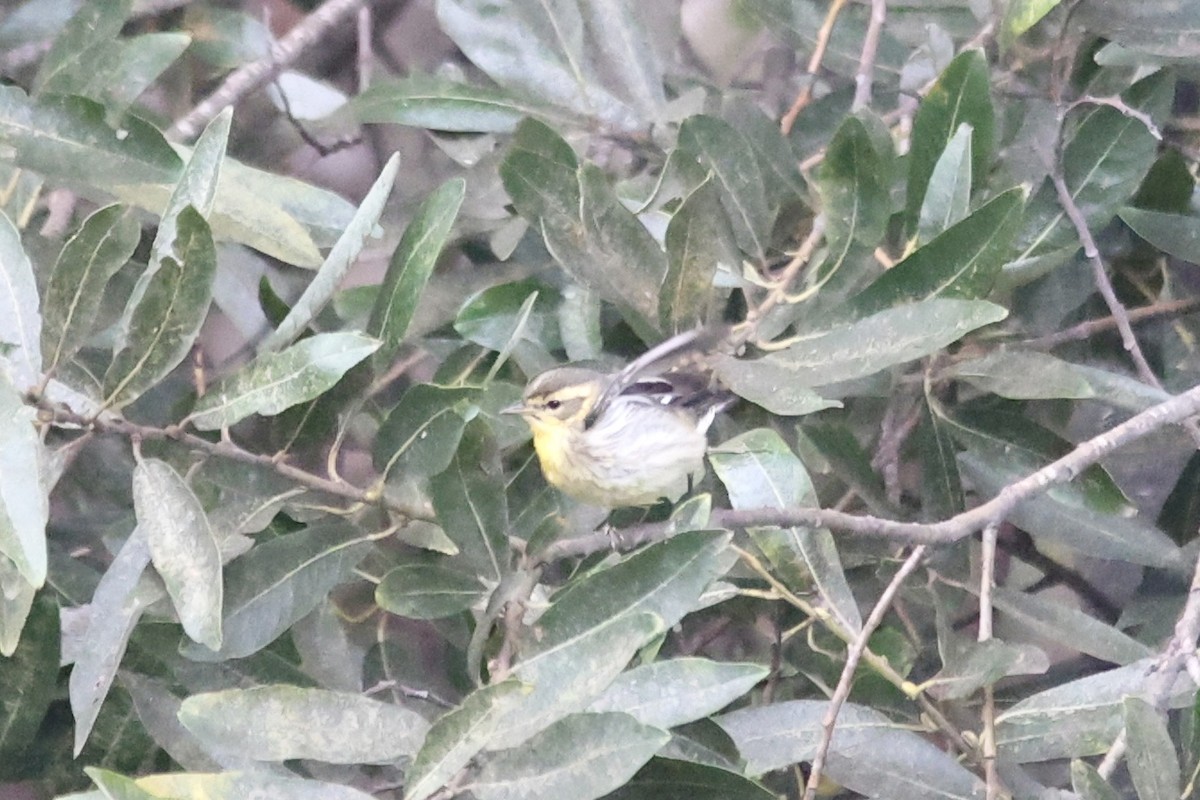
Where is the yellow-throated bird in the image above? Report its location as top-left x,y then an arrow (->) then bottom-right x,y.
502,327 -> 734,507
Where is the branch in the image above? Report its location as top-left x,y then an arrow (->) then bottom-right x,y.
803,545 -> 926,800
780,0 -> 849,135
851,0 -> 888,112
1023,297 -> 1200,350
543,381 -> 1200,560
168,0 -> 368,142
43,405 -> 435,522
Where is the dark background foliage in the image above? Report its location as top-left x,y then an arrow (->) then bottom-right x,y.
2,0 -> 1200,798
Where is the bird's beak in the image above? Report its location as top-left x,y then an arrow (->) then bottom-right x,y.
500,402 -> 527,416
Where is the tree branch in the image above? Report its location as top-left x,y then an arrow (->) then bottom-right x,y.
544,381 -> 1200,560
168,0 -> 368,142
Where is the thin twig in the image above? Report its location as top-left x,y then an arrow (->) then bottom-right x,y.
733,216 -> 827,347
1099,527 -> 1200,778
780,0 -> 850,134
978,522 -> 1002,800
1023,297 -> 1200,350
543,381 -> 1200,560
851,0 -> 888,112
803,546 -> 927,800
43,404 -> 434,521
168,0 -> 368,141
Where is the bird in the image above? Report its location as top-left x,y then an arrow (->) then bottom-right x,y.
502,327 -> 735,507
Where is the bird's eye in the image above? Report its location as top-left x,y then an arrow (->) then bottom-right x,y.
546,399 -> 562,410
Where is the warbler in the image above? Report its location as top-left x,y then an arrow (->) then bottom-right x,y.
502,328 -> 734,507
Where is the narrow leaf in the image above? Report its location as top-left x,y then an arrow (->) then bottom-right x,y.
259,152 -> 400,353
369,177 -> 465,364
374,384 -> 479,477
404,681 -> 528,800
854,187 -> 1024,315
180,520 -> 373,661
179,685 -> 430,763
661,178 -> 735,334
132,458 -> 222,650
137,771 -> 378,800
906,50 -> 995,231
947,349 -> 1094,399
1120,206 -> 1200,264
678,115 -> 770,261
918,124 -> 973,242
0,209 -> 42,390
349,75 -> 567,133
376,563 -> 483,620
41,204 -> 140,372
709,429 -> 861,634
102,208 -> 216,408
716,299 -> 1008,392
587,659 -> 767,729
69,529 -> 159,755
1124,697 -> 1181,800
0,592 -> 57,766
469,712 -> 669,800
429,451 -> 509,581
485,613 -> 664,750
33,0 -> 131,94
190,332 -> 380,430
0,370 -> 48,587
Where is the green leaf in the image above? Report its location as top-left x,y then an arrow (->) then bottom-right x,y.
854,187 -> 1024,315
1120,206 -> 1200,264
1001,0 -> 1063,46
946,349 -> 1094,399
131,458 -> 223,650
259,153 -> 400,353
1124,697 -> 1181,800
435,0 -> 658,130
121,672 -> 220,772
587,659 -> 767,729
719,96 -> 807,210
376,563 -> 483,620
178,685 -> 431,763
819,113 -> 892,251
927,635 -> 1048,701
190,332 -> 381,430
429,450 -> 509,581
455,279 -> 562,367
991,588 -> 1152,665
1013,72 -> 1171,272
0,370 -> 48,587
374,384 -> 479,477
1075,0 -> 1200,57
677,115 -> 771,261
0,556 -> 34,658
996,658 -> 1193,761
709,429 -> 861,635
32,0 -> 131,94
604,758 -> 779,800
917,124 -> 973,243
137,771 -> 379,800
486,613 -> 665,750
469,712 -> 669,800
917,395 -> 964,519
369,177 -> 465,364
0,86 -> 182,186
181,520 -> 374,661
102,207 -> 216,407
802,423 -> 895,516
0,210 -> 42,390
958,452 -> 1181,568
404,680 -> 528,800
906,50 -> 995,231
500,118 -> 580,223
39,33 -> 191,119
535,530 -> 732,641
0,592 -> 57,770
86,767 -> 161,800
716,299 -> 1008,393
348,75 -> 568,133
661,177 -> 735,334
69,529 -> 158,755
1070,759 -> 1121,800
717,700 -> 987,798
41,204 -> 140,373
